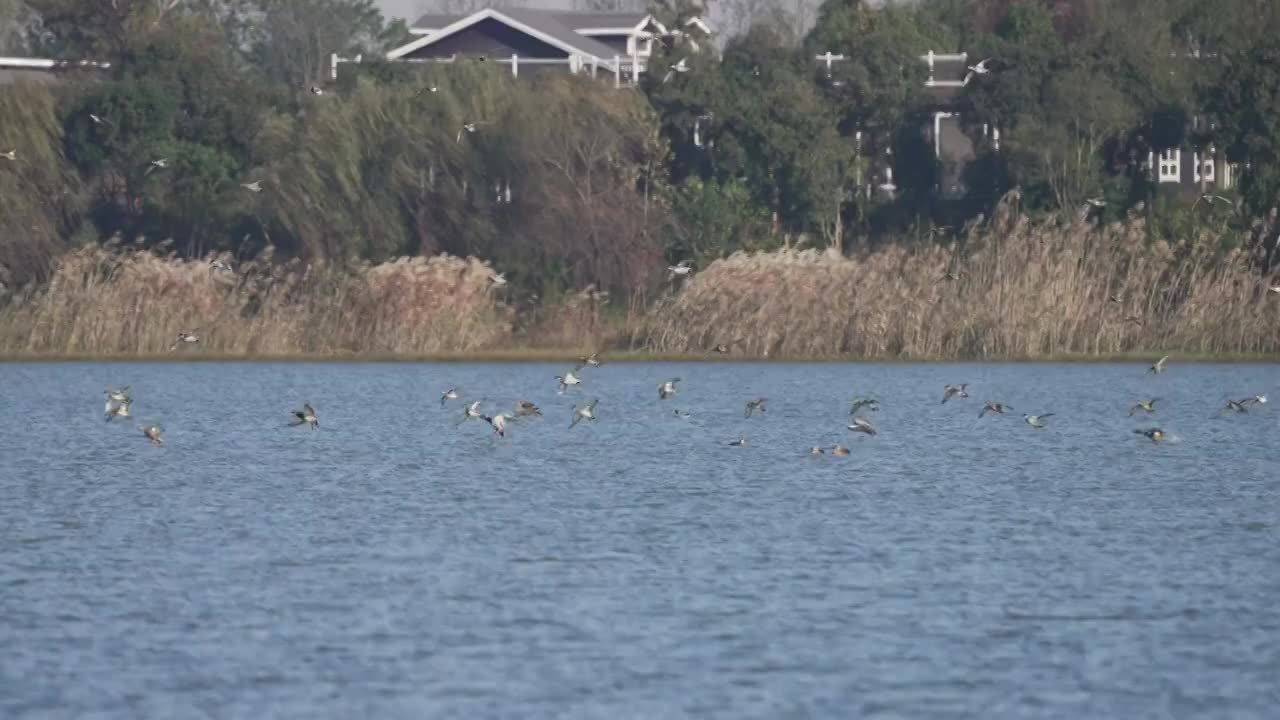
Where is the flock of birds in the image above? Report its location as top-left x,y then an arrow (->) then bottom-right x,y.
99,352 -> 1267,452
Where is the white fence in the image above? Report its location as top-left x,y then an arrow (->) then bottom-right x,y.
332,52 -> 648,88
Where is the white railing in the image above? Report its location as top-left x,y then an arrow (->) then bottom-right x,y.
0,57 -> 112,70
333,52 -> 647,87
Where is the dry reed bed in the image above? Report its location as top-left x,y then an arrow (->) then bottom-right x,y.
0,246 -> 512,355
645,214 -> 1280,358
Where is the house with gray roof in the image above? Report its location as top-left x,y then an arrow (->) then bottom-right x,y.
380,8 -> 708,81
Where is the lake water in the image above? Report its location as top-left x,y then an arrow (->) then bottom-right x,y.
2,361 -> 1278,719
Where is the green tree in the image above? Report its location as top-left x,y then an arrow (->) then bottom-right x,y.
62,15 -> 264,255
229,0 -> 406,104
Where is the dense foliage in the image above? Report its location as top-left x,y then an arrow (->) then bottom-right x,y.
2,0 -> 1280,296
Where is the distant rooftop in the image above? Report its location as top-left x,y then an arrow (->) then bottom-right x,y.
410,9 -> 651,35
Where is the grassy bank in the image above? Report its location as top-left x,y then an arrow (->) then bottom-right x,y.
2,207 -> 1278,361
0,246 -> 513,355
2,351 -> 1278,363
647,207 -> 1280,358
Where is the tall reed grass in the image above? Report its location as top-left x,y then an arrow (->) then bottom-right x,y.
5,200 -> 1278,359
0,244 -> 512,355
645,205 -> 1280,358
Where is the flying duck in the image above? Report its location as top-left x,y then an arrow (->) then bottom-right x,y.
847,416 -> 878,436
457,400 -> 483,425
1218,398 -> 1250,415
555,370 -> 582,393
513,400 -> 542,417
440,388 -> 459,407
1134,427 -> 1165,443
482,412 -> 513,437
979,401 -> 1012,418
168,330 -> 199,352
1128,398 -> 1158,416
569,399 -> 598,429
1023,413 -> 1054,429
289,403 -> 318,430
104,397 -> 131,421
139,425 -> 163,446
941,384 -> 969,404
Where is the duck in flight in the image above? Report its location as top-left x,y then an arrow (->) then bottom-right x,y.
744,398 -> 767,417
1128,398 -> 1158,416
848,416 -> 877,436
481,412 -> 513,437
658,378 -> 681,400
513,400 -> 541,417
942,384 -> 969,404
169,330 -> 199,352
962,58 -> 994,84
440,388 -> 459,407
1134,427 -> 1165,443
1147,355 -> 1169,374
979,401 -> 1012,418
289,402 -> 318,430
668,260 -> 692,280
1218,398 -> 1252,415
556,370 -> 582,394
104,396 -> 131,421
457,400 -> 483,425
569,399 -> 598,429
1023,413 -> 1054,429
139,425 -> 164,446
456,121 -> 488,142
576,352 -> 601,370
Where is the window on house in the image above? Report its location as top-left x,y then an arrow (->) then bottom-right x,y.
1194,151 -> 1215,183
1158,148 -> 1180,183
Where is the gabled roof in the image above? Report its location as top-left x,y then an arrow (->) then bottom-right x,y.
409,14 -> 462,35
389,8 -> 628,63
410,10 -> 651,35
551,11 -> 651,33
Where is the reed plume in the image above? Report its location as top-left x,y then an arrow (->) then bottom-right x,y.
0,245 -> 512,355
645,208 -> 1280,358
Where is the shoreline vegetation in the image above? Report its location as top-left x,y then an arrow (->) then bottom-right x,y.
4,352 -> 1280,363
3,2 -> 1280,363
2,200 -> 1277,361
